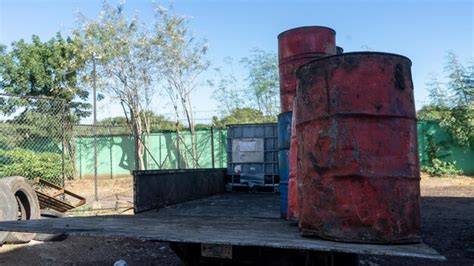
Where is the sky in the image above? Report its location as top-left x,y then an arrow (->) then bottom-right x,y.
0,0 -> 473,123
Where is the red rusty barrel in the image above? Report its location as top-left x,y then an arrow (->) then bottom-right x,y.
278,26 -> 336,113
295,52 -> 421,243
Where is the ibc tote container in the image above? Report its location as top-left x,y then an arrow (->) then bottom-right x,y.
226,123 -> 279,190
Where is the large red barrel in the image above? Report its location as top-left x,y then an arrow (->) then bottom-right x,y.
278,26 -> 336,113
295,52 -> 421,243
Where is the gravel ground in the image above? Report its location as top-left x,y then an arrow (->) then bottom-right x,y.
0,237 -> 180,265
360,174 -> 474,266
0,174 -> 472,265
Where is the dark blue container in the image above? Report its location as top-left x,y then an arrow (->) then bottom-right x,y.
278,112 -> 292,150
226,124 -> 279,189
278,148 -> 289,218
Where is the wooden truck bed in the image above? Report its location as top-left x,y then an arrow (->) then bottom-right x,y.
0,169 -> 444,262
0,193 -> 444,260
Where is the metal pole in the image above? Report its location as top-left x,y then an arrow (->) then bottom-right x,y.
176,132 -> 180,169
61,100 -> 66,197
92,53 -> 98,202
159,132 -> 162,169
210,126 -> 215,169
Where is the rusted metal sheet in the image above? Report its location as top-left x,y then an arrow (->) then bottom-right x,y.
295,52 -> 421,243
278,26 -> 336,113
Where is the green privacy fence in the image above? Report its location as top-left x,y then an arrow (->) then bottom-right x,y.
74,122 -> 473,179
75,128 -> 228,179
417,121 -> 473,175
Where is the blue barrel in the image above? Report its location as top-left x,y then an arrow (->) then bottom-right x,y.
278,111 -> 292,218
279,148 -> 289,218
278,112 -> 292,150
279,182 -> 288,218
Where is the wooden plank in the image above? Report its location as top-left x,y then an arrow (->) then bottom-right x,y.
34,177 -> 86,210
36,191 -> 74,212
0,214 -> 444,260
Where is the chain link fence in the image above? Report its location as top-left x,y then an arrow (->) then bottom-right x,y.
0,93 -> 67,186
69,124 -> 228,212
72,124 -> 227,179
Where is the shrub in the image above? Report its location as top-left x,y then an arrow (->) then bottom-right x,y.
421,129 -> 463,177
0,148 -> 72,185
421,158 -> 462,177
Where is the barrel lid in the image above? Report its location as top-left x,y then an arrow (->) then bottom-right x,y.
278,26 -> 337,60
277,26 -> 336,39
295,51 -> 412,77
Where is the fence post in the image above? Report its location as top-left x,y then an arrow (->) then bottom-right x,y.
159,132 -> 162,169
176,133 -> 180,169
61,100 -> 66,190
211,126 -> 215,169
92,54 -> 98,202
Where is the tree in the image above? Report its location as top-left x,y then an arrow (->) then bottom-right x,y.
152,5 -> 209,168
419,52 -> 473,148
212,107 -> 274,128
0,33 -> 90,180
240,48 -> 280,117
0,33 -> 90,120
211,49 -> 280,121
445,53 -> 473,106
211,57 -> 246,116
418,52 -> 473,176
76,1 -> 155,170
100,112 -> 177,132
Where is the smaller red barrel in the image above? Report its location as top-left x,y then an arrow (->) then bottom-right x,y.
295,52 -> 421,243
278,26 -> 336,113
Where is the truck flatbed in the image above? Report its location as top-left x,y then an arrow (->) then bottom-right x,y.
0,193 -> 444,261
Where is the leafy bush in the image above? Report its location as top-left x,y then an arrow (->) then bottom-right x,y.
420,129 -> 463,177
0,148 -> 72,185
421,158 -> 462,177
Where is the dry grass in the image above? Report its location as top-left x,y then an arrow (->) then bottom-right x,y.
64,177 -> 134,214
420,173 -> 474,197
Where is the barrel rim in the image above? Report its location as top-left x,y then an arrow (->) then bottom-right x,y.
277,111 -> 293,117
295,51 -> 412,77
225,122 -> 277,127
277,26 -> 336,39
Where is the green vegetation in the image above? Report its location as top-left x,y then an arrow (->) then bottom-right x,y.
212,108 -> 275,128
420,129 -> 462,177
417,52 -> 473,176
0,148 -> 72,184
0,33 -> 91,121
212,49 -> 279,121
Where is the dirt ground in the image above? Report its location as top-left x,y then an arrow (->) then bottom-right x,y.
64,177 -> 134,214
0,174 -> 473,265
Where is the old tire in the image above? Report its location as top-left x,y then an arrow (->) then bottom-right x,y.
0,181 -> 19,246
34,209 -> 68,242
2,176 -> 40,244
